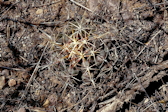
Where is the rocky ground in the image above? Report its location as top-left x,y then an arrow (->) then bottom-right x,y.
0,0 -> 168,112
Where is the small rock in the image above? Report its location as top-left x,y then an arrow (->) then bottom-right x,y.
1,69 -> 9,76
0,76 -> 5,89
43,99 -> 49,108
8,79 -> 16,87
36,9 -> 43,15
17,107 -> 26,112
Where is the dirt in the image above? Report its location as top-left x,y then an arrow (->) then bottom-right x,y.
0,0 -> 168,112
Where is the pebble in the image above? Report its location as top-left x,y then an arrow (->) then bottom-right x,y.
36,9 -> 43,15
1,69 -> 9,76
8,79 -> 16,87
17,107 -> 26,112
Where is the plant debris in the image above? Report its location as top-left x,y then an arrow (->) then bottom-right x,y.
0,0 -> 168,111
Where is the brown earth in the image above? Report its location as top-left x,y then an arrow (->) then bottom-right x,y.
0,0 -> 168,112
